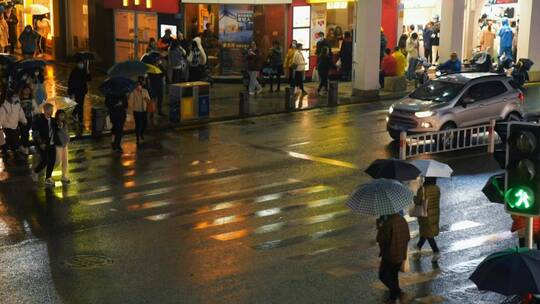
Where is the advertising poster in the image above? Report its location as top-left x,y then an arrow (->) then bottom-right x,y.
219,5 -> 254,75
219,5 -> 254,45
310,4 -> 326,55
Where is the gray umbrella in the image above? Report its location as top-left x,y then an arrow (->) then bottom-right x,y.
346,178 -> 414,216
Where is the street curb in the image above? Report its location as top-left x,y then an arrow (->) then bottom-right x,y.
71,90 -> 412,142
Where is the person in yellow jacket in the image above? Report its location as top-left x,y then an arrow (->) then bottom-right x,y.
392,46 -> 407,77
284,40 -> 298,87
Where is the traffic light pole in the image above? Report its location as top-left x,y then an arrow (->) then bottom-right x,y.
527,217 -> 534,249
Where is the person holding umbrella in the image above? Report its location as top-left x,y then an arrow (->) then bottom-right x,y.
347,179 -> 413,304
68,59 -> 91,129
414,177 -> 441,262
101,76 -> 135,153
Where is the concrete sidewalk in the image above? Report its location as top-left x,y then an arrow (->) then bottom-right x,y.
43,63 -> 413,137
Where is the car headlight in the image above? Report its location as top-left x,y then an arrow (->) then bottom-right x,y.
388,105 -> 394,115
415,111 -> 435,118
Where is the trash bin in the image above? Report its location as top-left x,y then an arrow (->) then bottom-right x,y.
169,81 -> 210,123
328,80 -> 338,107
91,107 -> 106,137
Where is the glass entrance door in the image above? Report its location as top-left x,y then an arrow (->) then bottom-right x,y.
114,10 -> 157,62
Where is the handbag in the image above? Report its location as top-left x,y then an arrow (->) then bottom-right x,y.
104,115 -> 113,131
146,99 -> 156,113
409,187 -> 428,218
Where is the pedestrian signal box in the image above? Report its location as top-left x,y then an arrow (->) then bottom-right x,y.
505,122 -> 540,216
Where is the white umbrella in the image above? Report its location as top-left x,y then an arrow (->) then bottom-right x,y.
24,4 -> 50,15
410,159 -> 453,178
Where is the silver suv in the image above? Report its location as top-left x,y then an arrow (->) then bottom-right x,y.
387,73 -> 524,139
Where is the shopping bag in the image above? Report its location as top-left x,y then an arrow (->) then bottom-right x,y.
104,115 -> 113,131
400,252 -> 410,273
146,100 -> 156,113
409,187 -> 428,218
312,69 -> 319,82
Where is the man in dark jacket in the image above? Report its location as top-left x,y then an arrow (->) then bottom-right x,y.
68,60 -> 91,126
105,93 -> 127,152
339,31 -> 353,81
423,22 -> 433,64
31,103 -> 56,187
376,213 -> 410,304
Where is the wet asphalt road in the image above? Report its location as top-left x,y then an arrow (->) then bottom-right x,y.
2,88 -> 540,304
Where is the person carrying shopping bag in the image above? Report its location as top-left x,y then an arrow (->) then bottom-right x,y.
53,109 -> 70,184
128,77 -> 150,146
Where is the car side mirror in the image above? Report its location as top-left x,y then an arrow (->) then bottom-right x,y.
462,97 -> 475,107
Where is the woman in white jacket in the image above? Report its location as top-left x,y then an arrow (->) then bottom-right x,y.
187,36 -> 207,82
0,92 -> 27,158
291,43 -> 307,94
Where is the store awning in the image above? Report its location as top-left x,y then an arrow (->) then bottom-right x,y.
182,0 -> 291,4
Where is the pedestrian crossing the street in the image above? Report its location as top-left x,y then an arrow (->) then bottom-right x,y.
0,128 -> 519,303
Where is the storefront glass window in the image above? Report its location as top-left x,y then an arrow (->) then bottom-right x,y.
67,0 -> 89,54
114,10 -> 157,62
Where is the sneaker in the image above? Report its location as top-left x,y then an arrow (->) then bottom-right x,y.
44,178 -> 55,187
432,252 -> 440,263
61,177 -> 71,184
256,88 -> 263,95
248,92 -> 255,96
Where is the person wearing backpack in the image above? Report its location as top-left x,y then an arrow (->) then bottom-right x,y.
187,37 -> 207,82
415,177 -> 441,263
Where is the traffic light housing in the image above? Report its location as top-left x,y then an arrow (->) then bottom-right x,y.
505,122 -> 540,216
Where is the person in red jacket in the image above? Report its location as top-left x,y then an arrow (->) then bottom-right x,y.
380,48 -> 397,88
511,215 -> 540,249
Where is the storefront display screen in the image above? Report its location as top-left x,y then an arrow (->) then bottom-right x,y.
293,6 -> 310,28
160,24 -> 177,37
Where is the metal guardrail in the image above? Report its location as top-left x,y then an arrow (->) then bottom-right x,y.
399,119 -> 497,160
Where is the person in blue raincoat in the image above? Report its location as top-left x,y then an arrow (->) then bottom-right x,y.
438,52 -> 461,73
498,18 -> 514,60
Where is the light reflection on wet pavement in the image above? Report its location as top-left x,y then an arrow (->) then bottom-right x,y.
2,86 -> 540,303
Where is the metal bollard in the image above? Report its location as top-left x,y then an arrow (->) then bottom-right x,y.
284,87 -> 295,112
239,91 -> 250,117
328,80 -> 338,107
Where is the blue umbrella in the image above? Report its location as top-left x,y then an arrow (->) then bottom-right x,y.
99,76 -> 137,96
470,247 -> 540,296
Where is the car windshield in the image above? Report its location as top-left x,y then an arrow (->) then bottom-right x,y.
410,80 -> 464,103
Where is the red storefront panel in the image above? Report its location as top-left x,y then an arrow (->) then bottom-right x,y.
104,0 -> 180,13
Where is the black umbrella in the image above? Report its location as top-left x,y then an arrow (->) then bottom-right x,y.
100,76 -> 137,96
0,53 -> 17,66
140,51 -> 162,64
17,59 -> 49,71
482,173 -> 505,204
470,247 -> 540,296
365,159 -> 421,181
73,51 -> 99,62
108,60 -> 148,78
